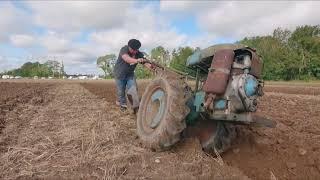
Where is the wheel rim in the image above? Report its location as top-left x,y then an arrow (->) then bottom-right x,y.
147,88 -> 165,129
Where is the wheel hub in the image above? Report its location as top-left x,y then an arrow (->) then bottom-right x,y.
147,89 -> 165,129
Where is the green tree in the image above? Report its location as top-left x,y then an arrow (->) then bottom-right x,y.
239,25 -> 320,80
5,61 -> 57,78
60,61 -> 65,77
97,54 -> 116,78
169,46 -> 195,74
45,60 -> 61,77
135,65 -> 153,79
288,25 -> 320,79
150,46 -> 170,66
273,27 -> 291,44
240,36 -> 290,80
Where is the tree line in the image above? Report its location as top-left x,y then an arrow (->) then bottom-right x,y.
2,25 -> 318,80
240,25 -> 320,80
98,25 -> 319,80
2,60 -> 65,78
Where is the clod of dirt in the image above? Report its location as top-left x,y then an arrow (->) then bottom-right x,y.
286,162 -> 297,169
270,171 -> 277,180
276,138 -> 284,144
317,164 -> 320,172
307,158 -> 316,166
233,148 -> 240,154
298,148 -> 307,156
176,137 -> 204,155
254,136 -> 271,145
31,97 -> 44,105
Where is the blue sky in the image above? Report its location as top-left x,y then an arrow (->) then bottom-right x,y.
0,1 -> 319,75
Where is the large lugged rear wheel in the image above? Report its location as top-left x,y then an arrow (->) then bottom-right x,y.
137,71 -> 190,151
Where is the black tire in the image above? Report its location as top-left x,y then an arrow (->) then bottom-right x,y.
137,71 -> 190,151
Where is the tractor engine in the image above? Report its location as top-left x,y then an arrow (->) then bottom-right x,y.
208,72 -> 263,116
206,48 -> 263,114
226,73 -> 263,113
186,44 -> 264,124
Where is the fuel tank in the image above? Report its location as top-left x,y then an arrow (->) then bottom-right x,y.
203,49 -> 234,94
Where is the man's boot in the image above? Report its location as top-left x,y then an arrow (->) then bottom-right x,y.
120,104 -> 127,112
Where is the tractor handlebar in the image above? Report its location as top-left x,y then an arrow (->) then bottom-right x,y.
140,58 -> 165,70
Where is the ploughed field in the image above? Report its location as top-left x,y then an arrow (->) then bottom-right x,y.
0,79 -> 319,179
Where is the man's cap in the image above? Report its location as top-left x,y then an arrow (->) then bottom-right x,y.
128,39 -> 141,50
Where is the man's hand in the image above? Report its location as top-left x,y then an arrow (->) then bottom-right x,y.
137,58 -> 145,64
144,63 -> 156,70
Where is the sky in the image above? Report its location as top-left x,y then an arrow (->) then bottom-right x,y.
0,1 -> 319,75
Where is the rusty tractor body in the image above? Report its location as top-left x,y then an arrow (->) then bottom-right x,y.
136,43 -> 275,153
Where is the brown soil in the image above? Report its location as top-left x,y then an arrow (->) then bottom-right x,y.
0,79 -> 319,179
264,85 -> 320,95
0,82 -> 54,136
81,80 -> 320,180
0,80 -> 246,179
223,92 -> 320,180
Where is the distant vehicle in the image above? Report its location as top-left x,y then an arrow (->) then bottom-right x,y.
9,76 -> 15,79
15,76 -> 22,79
2,75 -> 10,79
33,76 -> 39,79
78,76 -> 87,80
68,76 -> 73,80
41,77 -> 46,80
48,76 -> 53,79
92,75 -> 99,80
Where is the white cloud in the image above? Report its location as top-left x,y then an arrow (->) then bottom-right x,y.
0,56 -> 22,73
0,56 -> 6,64
1,2 -> 217,74
160,1 -> 221,13
89,5 -> 190,54
89,28 -> 188,54
0,2 -> 31,42
161,1 -> 320,39
2,1 -> 320,75
27,1 -> 133,32
40,32 -> 72,53
38,5 -> 191,74
199,1 -> 320,38
10,34 -> 35,48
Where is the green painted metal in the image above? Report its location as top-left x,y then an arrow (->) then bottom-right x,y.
214,99 -> 227,110
194,91 -> 205,112
186,49 -> 201,66
186,43 -> 248,66
185,97 -> 200,125
149,89 -> 165,129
